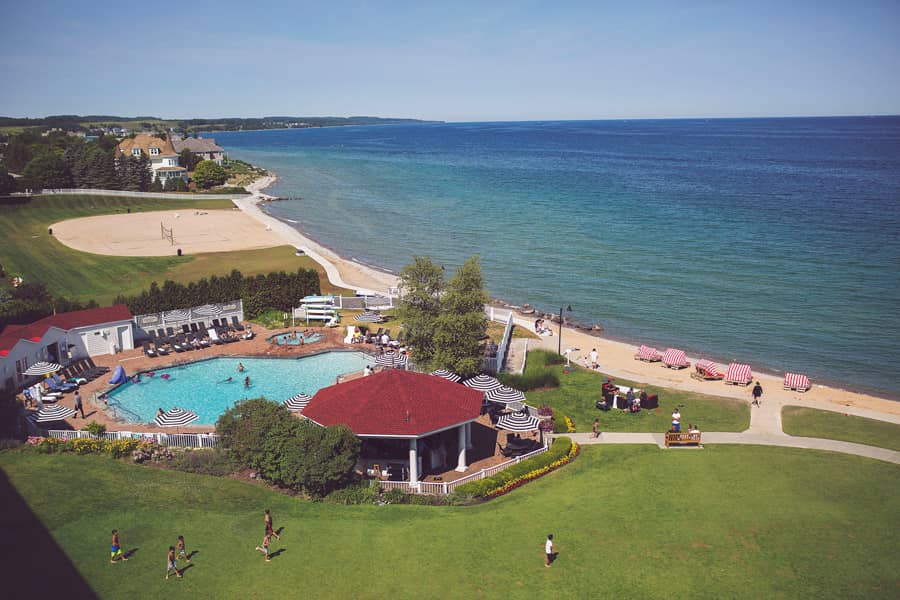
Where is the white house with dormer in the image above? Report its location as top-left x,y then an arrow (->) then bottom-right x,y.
116,133 -> 187,184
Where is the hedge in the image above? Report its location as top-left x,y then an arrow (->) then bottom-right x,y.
452,437 -> 577,499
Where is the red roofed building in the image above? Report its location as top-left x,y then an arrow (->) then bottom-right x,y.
303,369 -> 484,486
0,305 -> 133,390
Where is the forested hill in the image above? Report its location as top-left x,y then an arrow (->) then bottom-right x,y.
0,115 -> 441,133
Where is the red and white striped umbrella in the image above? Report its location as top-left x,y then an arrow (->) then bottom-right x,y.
726,363 -> 753,385
661,348 -> 689,369
783,372 -> 811,391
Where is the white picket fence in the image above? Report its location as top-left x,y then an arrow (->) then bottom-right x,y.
45,429 -> 218,448
378,441 -> 549,495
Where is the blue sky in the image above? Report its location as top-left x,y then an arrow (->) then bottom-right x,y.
1,0 -> 898,121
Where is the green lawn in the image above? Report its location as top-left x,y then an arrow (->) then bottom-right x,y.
524,353 -> 749,433
1,446 -> 897,599
782,406 -> 900,452
0,195 -> 343,303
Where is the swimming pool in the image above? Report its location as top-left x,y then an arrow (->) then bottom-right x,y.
107,351 -> 371,425
268,331 -> 322,346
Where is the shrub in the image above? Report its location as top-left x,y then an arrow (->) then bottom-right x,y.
216,398 -> 293,471
131,441 -> 174,464
325,480 -> 379,505
531,349 -> 566,366
498,370 -> 560,391
454,437 -> 577,499
85,421 -> 106,436
172,448 -> 239,476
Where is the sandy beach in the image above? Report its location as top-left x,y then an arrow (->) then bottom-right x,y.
50,174 -> 900,422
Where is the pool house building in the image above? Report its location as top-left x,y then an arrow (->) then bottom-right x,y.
302,370 -> 485,488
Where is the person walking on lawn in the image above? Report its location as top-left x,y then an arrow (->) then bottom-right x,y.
265,509 -> 281,540
751,381 -> 763,407
110,529 -> 128,563
166,546 -> 182,579
545,534 -> 554,568
176,535 -> 190,563
256,533 -> 272,562
74,390 -> 85,419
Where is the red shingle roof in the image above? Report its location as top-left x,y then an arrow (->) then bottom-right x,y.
0,305 -> 132,351
302,369 -> 484,437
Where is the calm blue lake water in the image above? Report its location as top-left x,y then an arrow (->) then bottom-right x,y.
212,118 -> 900,398
108,352 -> 371,424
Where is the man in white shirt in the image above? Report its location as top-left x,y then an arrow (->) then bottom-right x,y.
589,348 -> 598,369
545,534 -> 554,567
672,409 -> 681,432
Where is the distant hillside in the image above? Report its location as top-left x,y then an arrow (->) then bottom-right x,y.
0,115 -> 441,133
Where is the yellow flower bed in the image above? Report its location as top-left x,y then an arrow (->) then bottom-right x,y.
485,441 -> 580,499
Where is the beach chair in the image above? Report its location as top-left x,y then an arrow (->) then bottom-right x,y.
231,316 -> 245,331
691,359 -> 724,381
85,357 -> 110,375
63,366 -> 87,385
166,327 -> 177,339
50,374 -> 78,391
142,341 -> 157,358
661,348 -> 690,369
783,372 -> 811,392
725,362 -> 753,386
190,323 -> 200,334
72,359 -> 99,381
208,328 -> 224,345
182,324 -> 192,334
156,328 -> 168,341
634,345 -> 662,362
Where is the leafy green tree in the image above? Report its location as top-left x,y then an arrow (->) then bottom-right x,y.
216,398 -> 292,471
3,136 -> 32,172
191,160 -> 227,189
22,153 -> 71,190
397,256 -> 444,368
149,179 -> 163,192
0,166 -> 15,194
432,256 -> 489,376
179,149 -> 201,172
169,176 -> 188,192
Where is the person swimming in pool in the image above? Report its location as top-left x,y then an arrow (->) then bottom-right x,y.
237,362 -> 245,373
244,376 -> 250,388
219,377 -> 233,384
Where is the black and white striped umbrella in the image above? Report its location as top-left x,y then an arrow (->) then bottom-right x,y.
430,369 -> 461,383
23,361 -> 62,376
462,374 -> 503,392
354,311 -> 384,323
496,411 -> 542,432
375,351 -> 398,367
154,407 -> 199,427
29,404 -> 76,423
284,393 -> 312,411
485,386 -> 526,405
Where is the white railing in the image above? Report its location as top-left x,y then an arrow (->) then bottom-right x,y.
481,309 -> 514,374
45,429 -> 218,448
33,188 -> 250,200
377,441 -> 549,495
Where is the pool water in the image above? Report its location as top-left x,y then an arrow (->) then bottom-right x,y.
107,352 -> 371,425
268,331 -> 323,346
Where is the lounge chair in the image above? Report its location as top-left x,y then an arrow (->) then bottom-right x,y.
634,345 -> 662,362
198,321 -> 207,332
142,341 -> 157,358
725,362 -> 753,386
166,327 -> 177,339
50,374 -> 78,391
85,357 -> 110,375
208,328 -> 224,345
661,348 -> 690,369
231,316 -> 245,331
783,372 -> 811,392
63,366 -> 87,385
45,378 -> 73,394
691,359 -> 724,381
190,323 -> 200,334
156,328 -> 168,341
182,324 -> 192,334
71,360 -> 99,381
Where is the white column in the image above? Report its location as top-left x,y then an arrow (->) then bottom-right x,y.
408,438 -> 419,487
455,424 -> 468,472
465,421 -> 473,449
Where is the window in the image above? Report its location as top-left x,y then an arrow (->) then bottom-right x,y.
131,148 -> 141,156
149,147 -> 160,156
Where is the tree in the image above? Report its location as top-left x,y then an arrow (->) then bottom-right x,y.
21,153 -> 71,190
0,166 -> 15,194
179,149 -> 201,172
432,256 -> 489,376
3,136 -> 32,172
397,256 -> 444,368
191,160 -> 226,189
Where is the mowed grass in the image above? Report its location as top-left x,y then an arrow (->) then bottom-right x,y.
524,354 -> 749,433
783,406 -> 900,452
0,195 -> 344,303
1,446 -> 897,599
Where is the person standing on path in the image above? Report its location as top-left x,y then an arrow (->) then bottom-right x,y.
592,418 -> 600,438
165,546 -> 182,579
671,408 -> 682,432
110,529 -> 128,563
589,348 -> 599,370
265,509 -> 281,540
74,390 -> 85,419
751,381 -> 763,407
545,534 -> 554,567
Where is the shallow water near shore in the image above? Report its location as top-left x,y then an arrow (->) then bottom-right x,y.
213,118 -> 900,398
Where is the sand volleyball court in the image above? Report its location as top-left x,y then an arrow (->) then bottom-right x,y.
50,210 -> 286,256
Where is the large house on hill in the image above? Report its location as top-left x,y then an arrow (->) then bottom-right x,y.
117,134 -> 187,184
173,137 -> 225,165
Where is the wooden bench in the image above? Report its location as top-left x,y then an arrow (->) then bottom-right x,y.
664,432 -> 702,448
